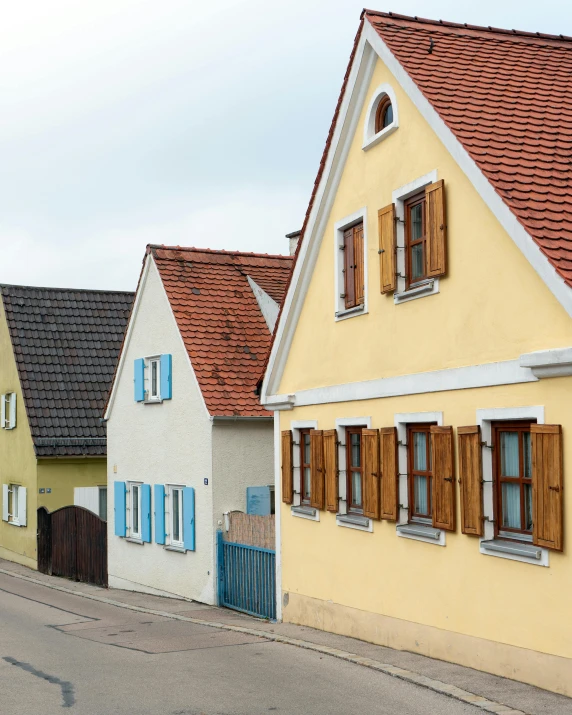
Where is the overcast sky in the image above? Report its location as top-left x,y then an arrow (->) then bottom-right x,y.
1,0 -> 571,291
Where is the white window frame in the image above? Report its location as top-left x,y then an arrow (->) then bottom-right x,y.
8,484 -> 20,526
392,171 -> 440,304
333,208 -> 368,321
166,484 -> 185,548
147,356 -> 161,402
1,393 -> 16,430
127,481 -> 143,540
289,420 -> 319,521
394,411 -> 445,546
334,417 -> 372,531
362,82 -> 399,151
476,406 -> 549,567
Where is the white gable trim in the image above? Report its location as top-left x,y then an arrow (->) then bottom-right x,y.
105,256 -> 210,420
260,21 -> 572,406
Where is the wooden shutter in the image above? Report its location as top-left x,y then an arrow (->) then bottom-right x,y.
426,180 -> 447,278
363,429 -> 380,519
343,227 -> 355,309
182,486 -> 196,551
380,427 -> 399,520
310,430 -> 325,509
531,424 -> 563,551
281,430 -> 294,505
160,354 -> 172,400
17,487 -> 27,527
324,430 -> 339,512
354,223 -> 364,306
154,484 -> 166,545
2,484 -> 8,522
431,426 -> 456,531
457,426 -> 483,536
378,203 -> 396,294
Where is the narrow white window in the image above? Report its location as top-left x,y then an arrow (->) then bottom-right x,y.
10,485 -> 19,524
128,482 -> 142,539
148,358 -> 161,401
1,393 -> 16,429
5,484 -> 25,526
168,485 -> 184,547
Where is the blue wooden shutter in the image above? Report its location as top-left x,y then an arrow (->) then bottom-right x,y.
114,481 -> 126,537
134,358 -> 145,402
154,484 -> 166,545
182,487 -> 195,551
246,486 -> 271,516
141,484 -> 151,543
160,354 -> 172,399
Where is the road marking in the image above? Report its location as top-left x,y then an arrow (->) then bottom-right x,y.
0,568 -> 528,715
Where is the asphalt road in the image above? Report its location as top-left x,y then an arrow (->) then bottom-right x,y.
0,573 -> 479,715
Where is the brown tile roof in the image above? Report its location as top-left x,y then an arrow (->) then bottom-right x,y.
150,246 -> 292,417
364,10 -> 572,286
1,284 -> 134,457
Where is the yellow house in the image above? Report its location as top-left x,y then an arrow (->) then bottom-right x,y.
0,284 -> 133,568
261,11 -> 572,696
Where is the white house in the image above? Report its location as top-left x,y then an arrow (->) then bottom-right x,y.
104,244 -> 292,603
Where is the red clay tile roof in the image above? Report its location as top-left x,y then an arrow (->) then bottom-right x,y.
150,245 -> 292,417
365,10 -> 572,287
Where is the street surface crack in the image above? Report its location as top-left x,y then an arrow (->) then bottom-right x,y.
3,656 -> 75,708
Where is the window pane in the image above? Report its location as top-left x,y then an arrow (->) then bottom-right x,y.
133,486 -> 139,534
501,482 -> 521,529
350,433 -> 361,467
173,489 -> 180,542
413,432 -> 427,471
303,467 -> 311,498
524,484 -> 533,531
151,362 -> 157,396
410,203 -> 423,241
303,434 -> 311,465
352,472 -> 362,507
411,243 -> 424,281
523,432 -> 532,479
500,432 -> 519,477
99,488 -> 107,521
383,103 -> 393,127
414,475 -> 428,515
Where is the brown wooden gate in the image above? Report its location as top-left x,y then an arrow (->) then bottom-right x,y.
37,505 -> 107,587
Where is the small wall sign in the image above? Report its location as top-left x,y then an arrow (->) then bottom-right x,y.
204,478 -> 208,486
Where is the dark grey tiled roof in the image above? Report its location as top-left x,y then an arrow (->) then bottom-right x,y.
1,284 -> 134,457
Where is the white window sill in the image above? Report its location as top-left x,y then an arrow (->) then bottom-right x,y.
143,398 -> 163,405
291,505 -> 320,522
394,279 -> 439,304
362,123 -> 398,151
7,520 -> 21,527
336,513 -> 372,532
397,522 -> 445,546
335,304 -> 366,322
480,539 -> 549,567
165,544 -> 186,553
125,536 -> 144,544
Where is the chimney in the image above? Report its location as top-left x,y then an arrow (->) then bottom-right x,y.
286,230 -> 302,256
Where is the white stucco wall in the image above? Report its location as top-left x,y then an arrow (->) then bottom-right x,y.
106,257 -> 215,604
212,419 -> 274,522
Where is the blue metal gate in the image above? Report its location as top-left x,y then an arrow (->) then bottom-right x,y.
217,531 -> 276,620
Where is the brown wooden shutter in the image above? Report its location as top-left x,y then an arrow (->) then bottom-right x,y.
457,426 -> 483,536
380,427 -> 398,520
531,424 -> 563,551
354,223 -> 365,306
362,428 -> 380,519
310,429 -> 325,510
343,227 -> 355,309
378,203 -> 396,294
281,430 -> 293,505
431,425 -> 455,531
324,429 -> 339,513
425,180 -> 447,278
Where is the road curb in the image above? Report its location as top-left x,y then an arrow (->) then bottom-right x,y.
0,567 -> 527,715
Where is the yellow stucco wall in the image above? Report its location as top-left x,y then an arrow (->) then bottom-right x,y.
278,57 -> 572,396
37,458 -> 106,512
0,298 -> 37,568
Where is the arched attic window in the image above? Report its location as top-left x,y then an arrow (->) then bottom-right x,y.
363,84 -> 399,151
375,95 -> 393,133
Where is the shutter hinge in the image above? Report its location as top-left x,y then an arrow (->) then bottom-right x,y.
398,440 -> 408,447
340,293 -> 346,299
378,249 -> 384,254
396,272 -> 407,279
481,442 -> 493,449
339,244 -> 346,250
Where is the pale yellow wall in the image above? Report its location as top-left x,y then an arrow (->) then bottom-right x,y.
0,298 -> 38,568
279,377 -> 572,664
37,458 -> 106,512
278,57 -> 572,395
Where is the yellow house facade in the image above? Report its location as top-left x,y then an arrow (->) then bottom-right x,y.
0,284 -> 133,567
261,12 -> 572,696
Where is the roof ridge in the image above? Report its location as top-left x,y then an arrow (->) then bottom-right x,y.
149,244 -> 293,260
0,283 -> 135,295
364,9 -> 572,43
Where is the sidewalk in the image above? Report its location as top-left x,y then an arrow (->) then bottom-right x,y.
1,558 -> 569,715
